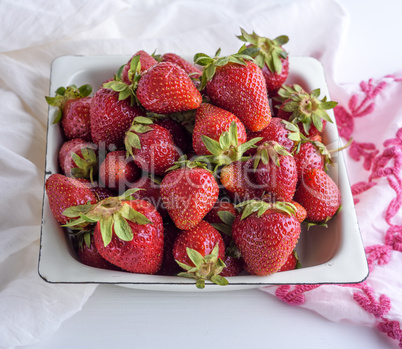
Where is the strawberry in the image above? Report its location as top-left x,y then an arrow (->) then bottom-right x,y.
253,141 -> 298,202
220,255 -> 244,277
45,173 -> 97,225
276,84 -> 337,137
129,174 -> 167,218
58,138 -> 98,182
278,250 -> 301,272
293,138 -> 329,179
160,160 -> 219,230
64,189 -> 164,274
173,220 -> 227,288
136,61 -> 202,114
195,47 -> 272,132
237,28 -> 289,93
121,50 -> 158,84
160,52 -> 202,79
192,103 -> 247,156
204,199 -> 237,225
99,150 -> 141,193
73,229 -> 120,270
46,84 -> 93,141
153,117 -> 192,154
124,117 -> 180,176
246,118 -> 301,155
90,87 -> 144,149
232,201 -> 301,276
293,168 -> 341,224
219,159 -> 264,203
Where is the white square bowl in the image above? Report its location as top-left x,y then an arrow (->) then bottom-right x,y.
39,55 -> 369,291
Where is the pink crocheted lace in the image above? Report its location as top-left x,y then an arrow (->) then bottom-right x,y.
274,75 -> 402,348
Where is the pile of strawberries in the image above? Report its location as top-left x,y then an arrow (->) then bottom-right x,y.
45,28 -> 341,288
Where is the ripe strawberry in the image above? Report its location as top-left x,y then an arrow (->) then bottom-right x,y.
246,118 -> 300,155
129,174 -> 167,218
204,199 -> 237,225
220,255 -> 244,277
65,189 -> 164,274
278,250 -> 301,272
99,150 -> 141,192
276,84 -> 337,137
294,168 -> 341,223
160,161 -> 219,230
73,229 -> 120,270
195,48 -> 272,132
46,84 -> 92,141
160,52 -> 202,79
293,139 -> 328,179
237,28 -> 289,93
220,159 -> 264,203
121,50 -> 158,84
125,117 -> 180,176
58,138 -> 98,181
45,173 -> 97,225
173,220 -> 227,288
192,103 -> 247,156
90,87 -> 144,149
136,61 -> 202,114
253,141 -> 298,202
232,201 -> 301,276
154,117 -> 192,154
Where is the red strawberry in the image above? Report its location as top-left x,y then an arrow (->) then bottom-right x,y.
220,255 -> 244,277
129,174 -> 167,218
192,103 -> 247,156
99,150 -> 141,192
173,220 -> 227,288
125,117 -> 180,176
74,230 -> 120,271
293,139 -> 327,179
195,48 -> 271,132
219,159 -> 264,203
136,61 -> 202,114
232,201 -> 301,276
253,141 -> 298,202
160,161 -> 219,230
204,199 -> 237,225
237,28 -> 289,93
45,173 -> 97,225
246,118 -> 300,155
90,87 -> 144,149
46,84 -> 92,141
276,84 -> 337,137
66,189 -> 164,274
121,50 -> 158,84
278,250 -> 301,272
154,117 -> 192,154
58,138 -> 98,181
294,168 -> 341,223
160,52 -> 202,79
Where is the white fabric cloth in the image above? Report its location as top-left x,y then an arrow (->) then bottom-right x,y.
1,0 -> 401,348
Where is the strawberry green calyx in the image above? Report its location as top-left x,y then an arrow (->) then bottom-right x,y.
176,244 -> 228,289
70,147 -> 98,183
253,141 -> 292,169
237,28 -> 289,74
124,116 -> 154,157
197,121 -> 263,170
236,200 -> 297,220
210,210 -> 236,236
166,154 -> 212,173
278,84 -> 337,135
45,84 -> 92,124
103,55 -> 142,106
62,188 -> 151,247
194,45 -> 259,91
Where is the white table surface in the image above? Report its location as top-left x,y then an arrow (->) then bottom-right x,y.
25,1 -> 402,348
